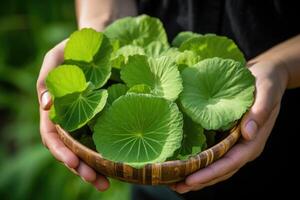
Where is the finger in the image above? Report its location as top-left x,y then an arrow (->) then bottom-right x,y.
186,103 -> 280,187
191,170 -> 238,191
172,182 -> 193,194
44,131 -> 79,169
241,78 -> 275,141
36,40 -> 67,109
92,175 -> 110,191
169,184 -> 177,191
64,158 -> 110,191
40,91 -> 52,110
76,161 -> 97,182
40,109 -> 79,168
64,163 -> 79,175
185,144 -> 247,186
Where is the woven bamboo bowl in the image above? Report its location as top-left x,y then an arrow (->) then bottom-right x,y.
56,124 -> 241,185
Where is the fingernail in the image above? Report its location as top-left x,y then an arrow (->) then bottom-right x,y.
93,178 -> 109,191
41,91 -> 51,109
245,120 -> 258,140
177,187 -> 190,194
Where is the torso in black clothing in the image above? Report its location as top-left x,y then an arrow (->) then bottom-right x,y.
138,0 -> 300,59
133,0 -> 300,199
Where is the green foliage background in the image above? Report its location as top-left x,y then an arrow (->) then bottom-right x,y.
0,1 -> 130,199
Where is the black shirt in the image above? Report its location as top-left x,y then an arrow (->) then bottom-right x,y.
138,0 -> 300,59
133,1 -> 300,199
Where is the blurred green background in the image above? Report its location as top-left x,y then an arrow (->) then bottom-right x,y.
0,1 -> 130,199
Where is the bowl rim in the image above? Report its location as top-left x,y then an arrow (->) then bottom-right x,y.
56,123 -> 241,168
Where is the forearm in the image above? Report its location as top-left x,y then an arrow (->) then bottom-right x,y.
76,0 -> 116,31
250,34 -> 300,89
75,0 -> 137,31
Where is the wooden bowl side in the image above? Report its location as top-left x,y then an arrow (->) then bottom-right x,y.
56,124 -> 241,185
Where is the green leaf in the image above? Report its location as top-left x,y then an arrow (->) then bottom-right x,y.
172,31 -> 201,47
93,93 -> 183,168
179,34 -> 246,64
120,55 -> 183,101
45,65 -> 87,97
104,15 -> 168,47
52,89 -> 108,131
127,84 -> 152,94
161,48 -> 201,71
64,28 -> 112,88
180,58 -> 255,130
107,84 -> 128,106
175,115 -> 206,160
175,50 -> 201,70
111,45 -> 145,69
65,28 -> 102,62
144,41 -> 169,57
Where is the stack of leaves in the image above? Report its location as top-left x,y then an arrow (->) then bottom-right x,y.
46,15 -> 255,168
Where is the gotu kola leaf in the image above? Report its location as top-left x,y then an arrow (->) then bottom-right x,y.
180,58 -> 255,130
127,84 -> 152,94
172,114 -> 206,160
179,34 -> 246,64
111,45 -> 145,69
160,48 -> 201,71
111,41 -> 169,69
120,55 -> 183,101
104,14 -> 168,47
52,89 -> 108,132
144,41 -> 169,57
107,83 -> 128,106
64,28 -> 112,88
45,65 -> 87,97
93,93 -> 183,168
172,31 -> 201,47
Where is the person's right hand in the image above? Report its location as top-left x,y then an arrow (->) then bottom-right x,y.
36,40 -> 110,191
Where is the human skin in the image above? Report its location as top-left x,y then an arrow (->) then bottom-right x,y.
170,34 -> 300,193
36,0 -> 121,191
36,0 -> 300,193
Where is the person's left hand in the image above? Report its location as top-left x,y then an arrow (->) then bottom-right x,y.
170,59 -> 288,193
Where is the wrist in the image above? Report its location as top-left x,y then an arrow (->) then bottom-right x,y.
269,56 -> 289,91
78,15 -> 113,32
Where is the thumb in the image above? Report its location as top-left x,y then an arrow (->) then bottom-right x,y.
241,82 -> 274,141
36,73 -> 52,110
40,90 -> 52,110
36,40 -> 67,110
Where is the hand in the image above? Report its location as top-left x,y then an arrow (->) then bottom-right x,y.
36,40 -> 110,191
170,59 -> 288,193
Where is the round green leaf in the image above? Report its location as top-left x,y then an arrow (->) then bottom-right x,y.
172,31 -> 201,47
104,15 -> 168,47
179,34 -> 246,64
64,28 -> 112,88
65,28 -> 102,62
120,55 -> 183,101
107,84 -> 128,106
144,41 -> 169,57
111,45 -> 145,69
53,89 -> 108,131
174,114 -> 206,160
93,93 -> 183,168
127,84 -> 152,94
161,48 -> 201,71
180,58 -> 255,130
46,65 -> 87,97
175,50 -> 201,70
